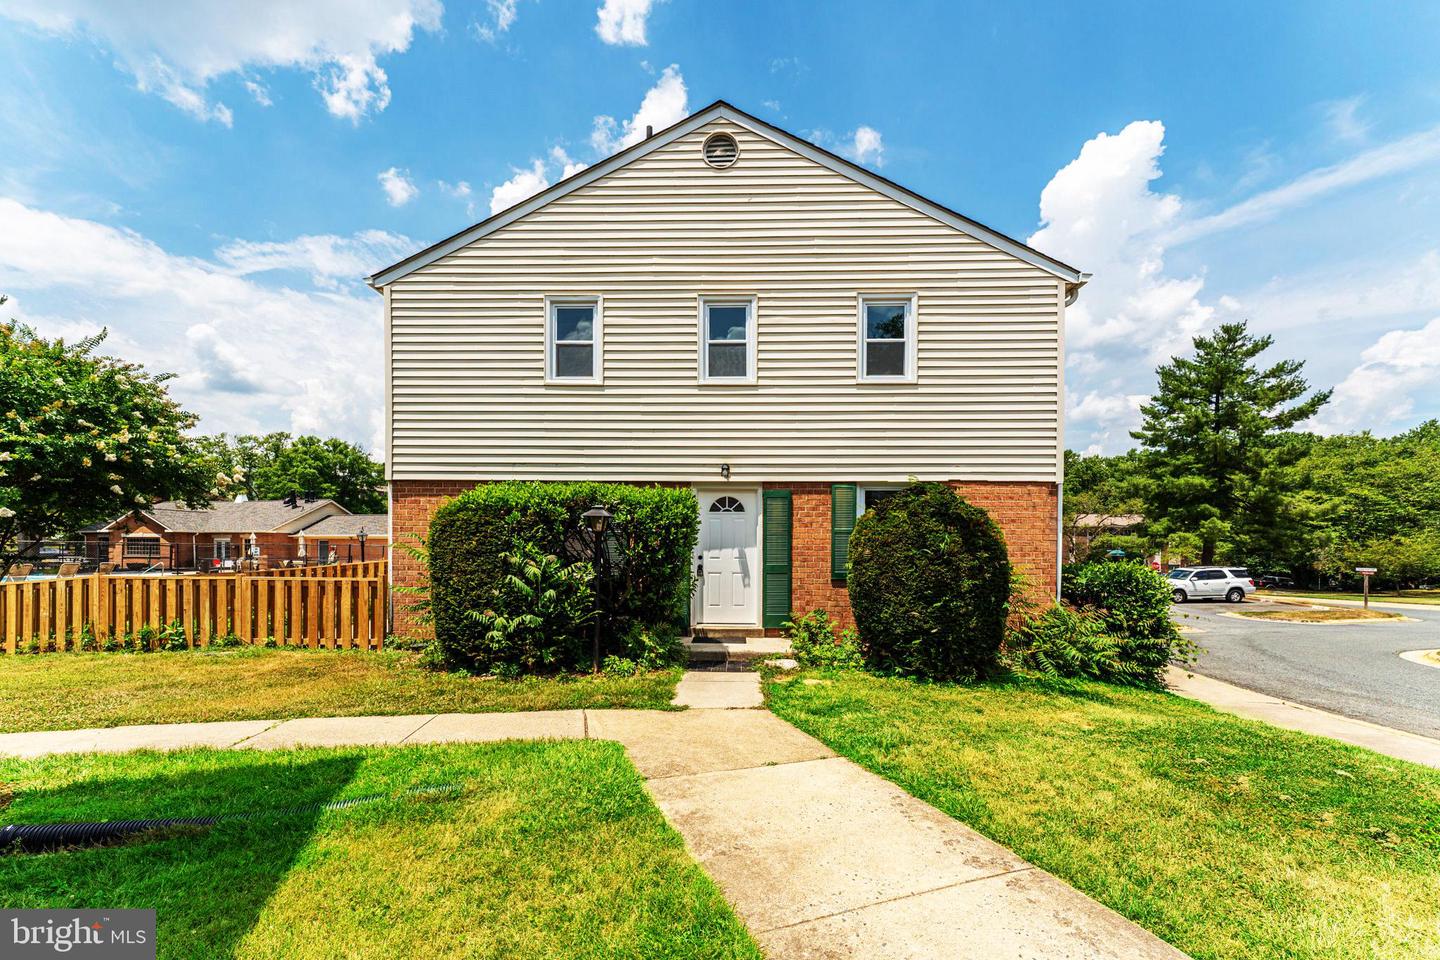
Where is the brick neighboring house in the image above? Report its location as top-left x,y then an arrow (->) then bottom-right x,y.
371,101 -> 1086,637
82,498 -> 389,571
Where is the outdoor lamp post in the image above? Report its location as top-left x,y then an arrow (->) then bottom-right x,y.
357,529 -> 368,562
581,506 -> 613,672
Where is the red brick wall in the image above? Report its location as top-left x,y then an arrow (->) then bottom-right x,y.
390,480 -> 479,637
765,480 -> 1058,633
391,478 -> 1057,639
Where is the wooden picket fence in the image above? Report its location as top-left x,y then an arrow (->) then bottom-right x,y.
261,560 -> 387,579
0,563 -> 388,654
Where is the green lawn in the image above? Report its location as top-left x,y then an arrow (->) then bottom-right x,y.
765,670 -> 1440,960
0,742 -> 759,960
0,649 -> 681,733
1261,588 -> 1440,605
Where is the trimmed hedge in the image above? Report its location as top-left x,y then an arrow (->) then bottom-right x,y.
847,482 -> 1012,681
1061,561 -> 1191,686
428,481 -> 698,671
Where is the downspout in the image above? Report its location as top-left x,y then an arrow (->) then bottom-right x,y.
1057,275 -> 1088,599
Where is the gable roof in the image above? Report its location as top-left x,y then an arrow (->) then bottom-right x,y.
89,499 -> 349,534
296,514 -> 388,538
367,100 -> 1087,289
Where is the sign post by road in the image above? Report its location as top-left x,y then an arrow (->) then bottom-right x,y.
1355,567 -> 1377,609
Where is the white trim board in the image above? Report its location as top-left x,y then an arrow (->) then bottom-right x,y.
367,101 -> 1088,290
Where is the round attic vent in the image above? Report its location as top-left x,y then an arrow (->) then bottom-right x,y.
702,132 -> 739,169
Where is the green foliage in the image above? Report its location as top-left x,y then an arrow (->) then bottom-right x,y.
1061,561 -> 1194,685
1010,605 -> 1144,685
0,304 -> 219,565
1082,533 -> 1149,563
847,482 -> 1011,681
614,622 -> 686,671
429,481 -> 698,672
1132,320 -> 1330,566
159,618 -> 188,652
196,432 -> 386,514
782,609 -> 863,669
463,542 -> 596,674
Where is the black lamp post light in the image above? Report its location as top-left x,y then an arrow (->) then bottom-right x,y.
581,506 -> 613,673
357,529 -> 368,562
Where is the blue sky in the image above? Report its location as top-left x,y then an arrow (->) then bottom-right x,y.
2,0 -> 1439,456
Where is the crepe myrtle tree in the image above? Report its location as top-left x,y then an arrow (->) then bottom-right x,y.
0,304 -> 220,567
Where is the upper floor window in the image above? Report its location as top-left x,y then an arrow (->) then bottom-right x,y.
545,297 -> 602,383
858,295 -> 917,382
699,297 -> 757,384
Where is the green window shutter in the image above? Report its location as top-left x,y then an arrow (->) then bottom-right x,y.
762,490 -> 792,629
831,483 -> 857,580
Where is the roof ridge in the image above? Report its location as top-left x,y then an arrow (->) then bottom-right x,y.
367,99 -> 1085,288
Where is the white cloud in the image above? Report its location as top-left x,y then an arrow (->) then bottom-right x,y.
1309,315 -> 1440,434
0,197 -> 388,453
590,64 -> 687,154
550,146 -> 588,180
473,0 -> 519,43
243,78 -> 272,107
1323,95 -> 1371,144
845,126 -> 884,167
437,180 -> 472,199
215,230 -> 413,288
0,0 -> 441,123
595,0 -> 656,46
489,159 -> 549,214
1067,390 -> 1148,452
1162,123 -> 1440,246
1029,120 -> 1214,362
378,167 -> 418,206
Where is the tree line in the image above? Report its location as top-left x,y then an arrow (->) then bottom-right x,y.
0,305 -> 384,567
1068,322 -> 1440,589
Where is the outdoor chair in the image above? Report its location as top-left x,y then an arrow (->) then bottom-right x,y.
56,562 -> 80,578
97,562 -> 115,575
2,563 -> 34,582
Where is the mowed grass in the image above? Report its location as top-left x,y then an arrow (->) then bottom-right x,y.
1236,607 -> 1403,622
765,670 -> 1440,960
0,649 -> 681,733
1261,588 -> 1440,606
0,741 -> 759,960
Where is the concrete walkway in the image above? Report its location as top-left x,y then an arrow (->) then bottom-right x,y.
0,671 -> 1185,959
1168,666 -> 1440,769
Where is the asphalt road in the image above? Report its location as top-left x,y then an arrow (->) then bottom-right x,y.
1176,597 -> 1440,740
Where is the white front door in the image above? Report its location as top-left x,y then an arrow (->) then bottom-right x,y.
696,489 -> 758,625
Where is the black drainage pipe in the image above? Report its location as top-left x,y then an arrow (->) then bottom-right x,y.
0,783 -> 462,854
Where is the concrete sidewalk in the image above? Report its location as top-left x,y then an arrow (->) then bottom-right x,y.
1167,666 -> 1440,769
0,672 -> 1185,959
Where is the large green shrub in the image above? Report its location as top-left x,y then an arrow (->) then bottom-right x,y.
428,481 -> 698,671
1061,561 -> 1194,685
847,482 -> 1012,681
464,542 -> 595,674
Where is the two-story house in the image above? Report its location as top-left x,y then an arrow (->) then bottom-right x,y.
371,101 -> 1086,637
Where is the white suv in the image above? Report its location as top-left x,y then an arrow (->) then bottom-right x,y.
1167,567 -> 1255,604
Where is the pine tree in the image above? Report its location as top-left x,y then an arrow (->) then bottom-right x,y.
1132,322 -> 1330,565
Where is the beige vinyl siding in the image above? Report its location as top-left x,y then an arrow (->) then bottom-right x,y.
387,119 -> 1063,484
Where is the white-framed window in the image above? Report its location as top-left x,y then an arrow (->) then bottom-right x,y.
698,296 -> 757,384
545,296 -> 602,383
856,486 -> 902,517
857,294 -> 917,382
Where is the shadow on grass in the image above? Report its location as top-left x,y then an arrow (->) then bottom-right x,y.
0,752 -> 363,958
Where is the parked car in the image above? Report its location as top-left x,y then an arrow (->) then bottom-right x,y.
1167,567 -> 1256,603
1256,573 -> 1295,589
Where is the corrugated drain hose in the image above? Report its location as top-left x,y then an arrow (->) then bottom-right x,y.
0,783 -> 463,853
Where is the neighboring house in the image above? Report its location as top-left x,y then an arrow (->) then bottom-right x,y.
1065,513 -> 1145,563
82,498 -> 389,570
372,100 -> 1086,636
